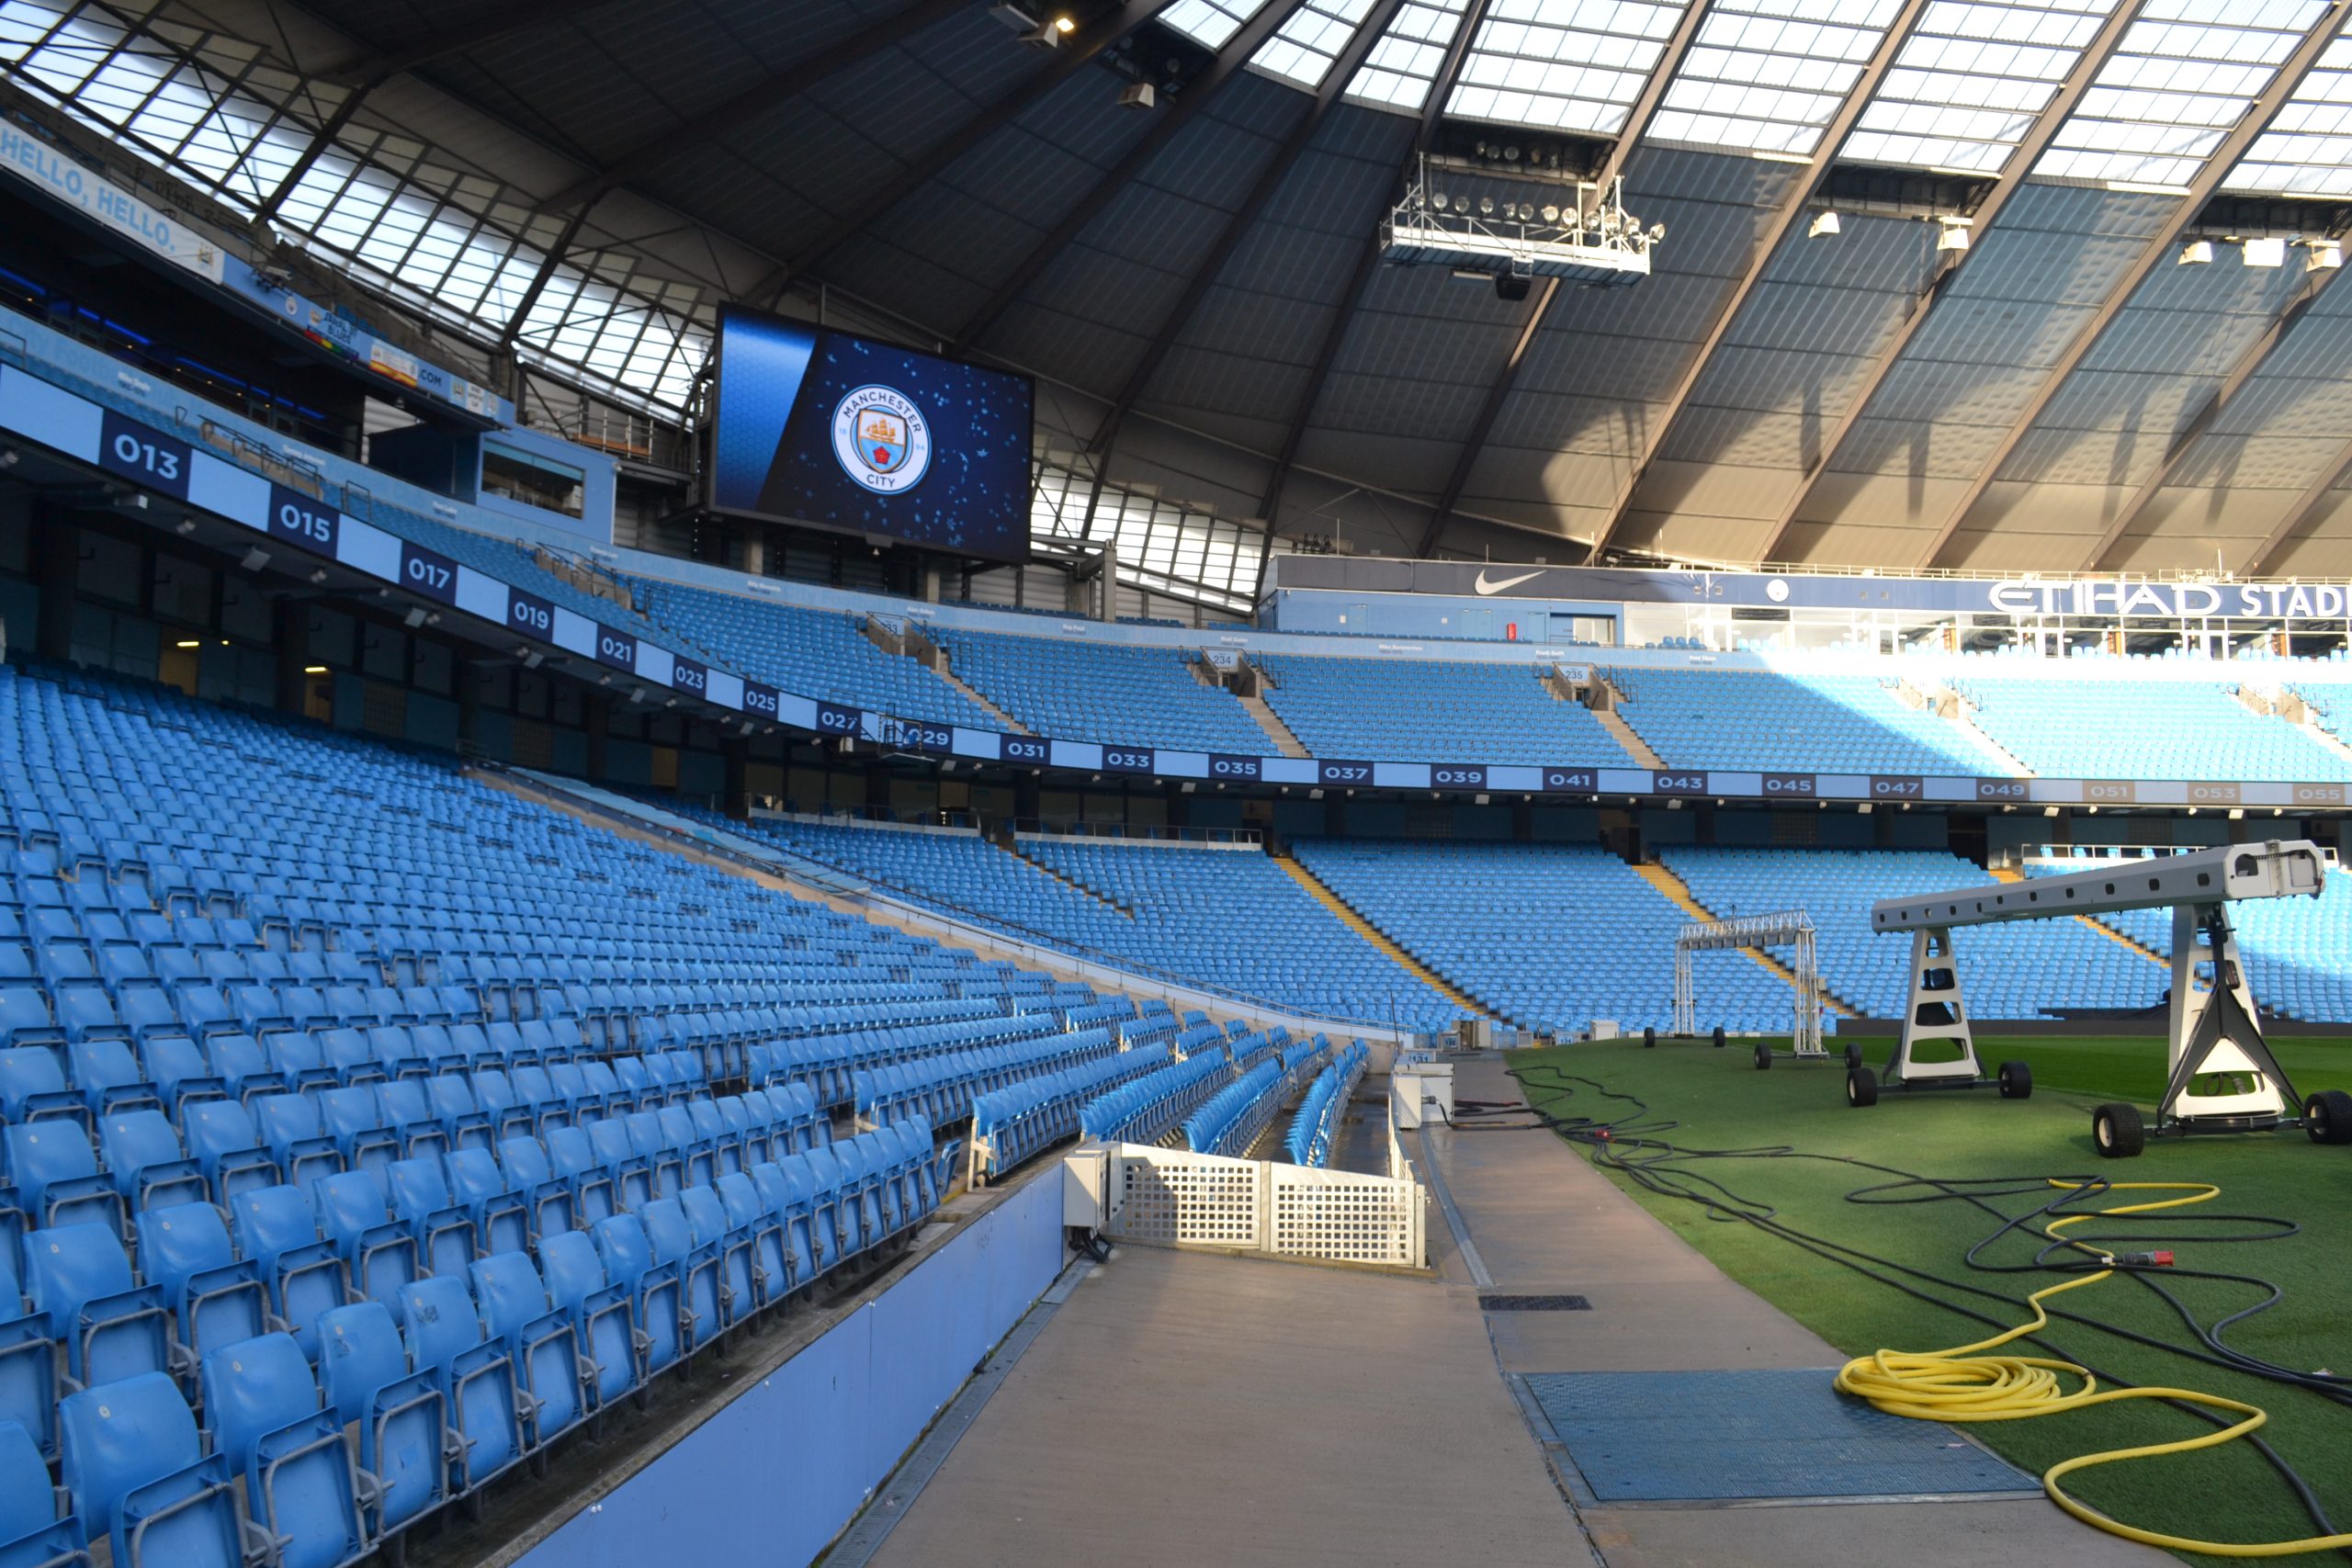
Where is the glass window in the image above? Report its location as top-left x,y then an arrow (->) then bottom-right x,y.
1448,0 -> 1689,136
1648,0 -> 1907,156
1846,0 -> 2121,175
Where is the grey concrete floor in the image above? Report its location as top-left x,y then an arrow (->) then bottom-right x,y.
864,1055 -> 2167,1568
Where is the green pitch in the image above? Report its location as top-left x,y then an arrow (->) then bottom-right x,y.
1510,1034 -> 2352,1566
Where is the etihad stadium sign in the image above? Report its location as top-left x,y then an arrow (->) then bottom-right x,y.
1984,579 -> 2352,619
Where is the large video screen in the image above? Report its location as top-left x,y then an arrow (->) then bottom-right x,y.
708,308 -> 1033,563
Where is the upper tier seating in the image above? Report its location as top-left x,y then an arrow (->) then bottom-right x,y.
724,820 -> 1466,1032
1290,840 -> 1787,1033
1665,848 -> 2165,1019
1604,670 -> 2000,775
933,629 -> 1268,754
625,578 -> 991,729
1950,679 -> 2352,782
1257,657 -> 1637,767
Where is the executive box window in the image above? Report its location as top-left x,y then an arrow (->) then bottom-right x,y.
481,442 -> 587,519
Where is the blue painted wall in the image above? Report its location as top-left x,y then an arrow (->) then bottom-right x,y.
511,1173 -> 1065,1568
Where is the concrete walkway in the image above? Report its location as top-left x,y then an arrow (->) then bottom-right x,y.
1429,1054 -> 2166,1568
863,1058 -> 2166,1567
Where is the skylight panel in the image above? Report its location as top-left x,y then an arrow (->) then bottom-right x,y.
1254,0 -> 1382,90
1344,0 -> 1470,112
1445,0 -> 1687,137
1647,0 -> 1906,157
2033,0 -> 2328,189
2225,34 -> 2352,196
1844,0 -> 2119,175
1161,0 -> 1258,51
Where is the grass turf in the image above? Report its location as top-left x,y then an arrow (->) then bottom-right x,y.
1510,1035 -> 2352,1567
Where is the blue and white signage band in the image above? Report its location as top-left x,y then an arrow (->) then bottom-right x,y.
3,357 -> 2349,814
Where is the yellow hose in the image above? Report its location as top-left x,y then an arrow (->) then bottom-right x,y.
1833,1179 -> 2352,1559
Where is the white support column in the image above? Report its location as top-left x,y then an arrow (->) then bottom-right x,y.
1889,926 -> 1982,1084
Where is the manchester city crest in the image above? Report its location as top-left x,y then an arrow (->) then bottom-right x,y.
831,385 -> 932,493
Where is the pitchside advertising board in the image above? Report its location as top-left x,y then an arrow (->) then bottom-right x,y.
707,307 -> 1034,565
4,344 -> 2348,813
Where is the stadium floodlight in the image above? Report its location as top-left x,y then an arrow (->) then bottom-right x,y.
1383,156 -> 1653,286
2242,236 -> 2287,268
2179,239 -> 2214,265
1807,209 -> 1840,239
1935,218 -> 1970,253
2309,242 -> 2344,271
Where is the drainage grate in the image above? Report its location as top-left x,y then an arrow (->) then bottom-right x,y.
1480,1293 -> 1591,1312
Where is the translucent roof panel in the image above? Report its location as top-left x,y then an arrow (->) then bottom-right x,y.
1161,0 -> 1261,50
1444,0 -> 1688,136
1254,0 -> 1383,90
2226,34 -> 2352,196
1646,0 -> 1907,157
1345,0 -> 1471,111
2032,0 -> 2328,190
1845,0 -> 2120,175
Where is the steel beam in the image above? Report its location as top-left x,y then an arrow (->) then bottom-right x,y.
306,0 -> 618,85
1254,0 -> 1495,525
537,0 -> 971,217
1752,0 -> 2148,566
1914,1 -> 2352,570
494,203 -> 596,351
953,0 -> 1320,357
2078,260 -> 2347,570
2245,430 -> 2352,577
1578,0 -> 1936,567
741,0 -> 1183,308
1068,0 -> 1407,455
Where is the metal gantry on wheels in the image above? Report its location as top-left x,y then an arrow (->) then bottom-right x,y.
1866,840 -> 2351,1156
1673,909 -> 1825,1062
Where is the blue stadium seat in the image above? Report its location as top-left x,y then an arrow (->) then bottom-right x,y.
469,1253 -> 586,1447
22,1225 -> 168,1391
315,1303 -> 444,1533
197,1333 -> 369,1568
58,1372 -> 246,1568
227,1188 -> 342,1362
0,1416 -> 84,1568
536,1232 -> 636,1411
397,1275 -> 524,1493
130,1203 -> 270,1373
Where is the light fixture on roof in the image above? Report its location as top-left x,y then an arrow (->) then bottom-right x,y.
1118,82 -> 1155,109
1477,197 -> 1495,216
1807,209 -> 1840,239
1496,271 -> 1531,302
2242,236 -> 2287,268
1430,191 -> 1449,211
303,665 -> 327,674
1541,204 -> 1560,224
1935,217 -> 1970,253
2178,239 -> 2214,265
1020,13 -> 1069,46
2309,241 -> 2344,271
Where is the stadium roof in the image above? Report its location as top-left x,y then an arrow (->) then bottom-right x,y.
9,0 -> 2352,579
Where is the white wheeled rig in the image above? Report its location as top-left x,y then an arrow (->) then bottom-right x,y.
1864,840 -> 2351,1157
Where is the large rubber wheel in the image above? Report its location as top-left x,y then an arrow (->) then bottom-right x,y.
1754,1040 -> 1772,1070
1845,1066 -> 1878,1108
1644,1027 -> 1657,1049
1997,1060 -> 2033,1100
1712,1025 -> 1725,1050
2304,1089 -> 2352,1145
1844,1043 -> 1863,1069
2093,1102 -> 2145,1159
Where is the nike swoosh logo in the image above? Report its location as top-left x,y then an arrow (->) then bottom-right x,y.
1474,570 -> 1544,595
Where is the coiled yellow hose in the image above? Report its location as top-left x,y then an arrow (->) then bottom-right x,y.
1834,1179 -> 2352,1558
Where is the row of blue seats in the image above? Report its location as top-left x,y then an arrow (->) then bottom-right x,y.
8,1078 -> 829,1241
1184,1059 -> 1286,1157
0,1109 -> 946,1470
970,1046 -> 1173,1179
748,1012 -> 1066,1108
1079,1048 -> 1231,1144
852,1029 -> 1118,1129
0,1031 -> 711,1137
1283,1042 -> 1369,1168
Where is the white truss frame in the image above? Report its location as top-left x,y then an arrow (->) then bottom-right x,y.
1674,909 -> 1823,1057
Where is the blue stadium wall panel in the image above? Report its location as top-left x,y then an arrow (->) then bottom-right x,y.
512,1173 -> 1064,1568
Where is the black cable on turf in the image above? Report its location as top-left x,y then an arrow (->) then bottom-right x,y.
1505,1064 -> 2352,1557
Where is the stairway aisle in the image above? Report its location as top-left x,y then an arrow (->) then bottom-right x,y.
1273,852 -> 1487,1019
